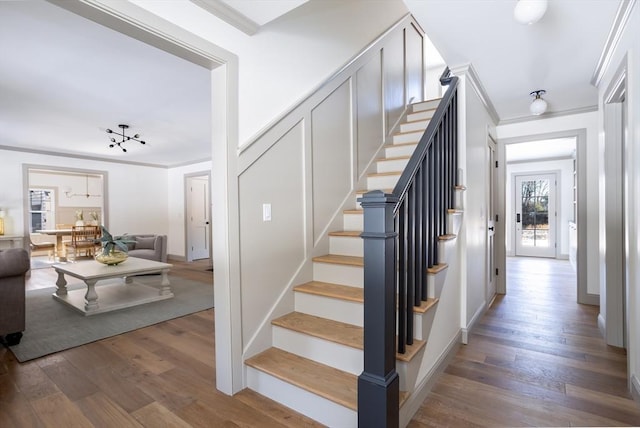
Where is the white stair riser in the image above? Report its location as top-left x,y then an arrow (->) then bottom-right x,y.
385,144 -> 417,158
343,212 -> 363,231
246,367 -> 356,428
455,187 -> 464,210
313,262 -> 363,287
448,212 -> 463,236
413,306 -> 437,341
330,235 -> 363,257
295,292 -> 363,327
407,110 -> 435,122
393,131 -> 422,144
377,158 -> 409,173
438,238 -> 457,265
273,327 -> 419,392
428,269 -> 447,299
412,99 -> 440,112
400,120 -> 428,133
367,174 -> 400,189
273,327 -> 362,376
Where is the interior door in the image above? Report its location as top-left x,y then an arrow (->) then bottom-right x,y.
486,137 -> 497,302
187,175 -> 210,261
514,173 -> 557,258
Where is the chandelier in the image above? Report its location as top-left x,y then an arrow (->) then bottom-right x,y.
106,124 -> 146,152
65,175 -> 102,198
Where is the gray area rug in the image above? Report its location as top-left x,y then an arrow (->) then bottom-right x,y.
10,276 -> 214,362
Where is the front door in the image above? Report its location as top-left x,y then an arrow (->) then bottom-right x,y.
486,137 -> 497,302
514,173 -> 557,258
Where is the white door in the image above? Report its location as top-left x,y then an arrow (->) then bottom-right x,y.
486,138 -> 497,302
186,175 -> 210,261
514,173 -> 557,258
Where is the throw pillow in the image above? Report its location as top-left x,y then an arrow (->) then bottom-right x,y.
135,236 -> 156,250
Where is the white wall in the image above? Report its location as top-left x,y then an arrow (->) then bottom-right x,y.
595,1 -> 640,397
506,158 -> 574,258
0,149 -> 169,239
497,111 -> 599,296
129,0 -> 410,147
456,71 -> 498,332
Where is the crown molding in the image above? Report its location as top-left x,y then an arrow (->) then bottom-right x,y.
591,0 -> 637,87
189,0 -> 259,36
449,63 -> 500,124
498,105 -> 598,126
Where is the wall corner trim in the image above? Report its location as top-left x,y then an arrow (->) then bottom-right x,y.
449,63 -> 500,124
591,0 -> 637,87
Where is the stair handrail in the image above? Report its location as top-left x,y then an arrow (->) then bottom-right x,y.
392,68 -> 458,210
358,67 -> 459,427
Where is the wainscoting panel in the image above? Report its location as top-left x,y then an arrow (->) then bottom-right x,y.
311,80 -> 353,243
239,122 -> 305,347
406,23 -> 424,105
356,51 -> 384,179
383,30 -> 405,135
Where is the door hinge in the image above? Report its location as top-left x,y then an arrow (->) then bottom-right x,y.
495,161 -> 498,168
495,214 -> 499,222
495,268 -> 499,276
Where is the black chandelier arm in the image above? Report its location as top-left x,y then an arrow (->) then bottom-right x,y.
106,124 -> 146,152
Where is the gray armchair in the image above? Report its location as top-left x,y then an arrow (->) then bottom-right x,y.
0,248 -> 30,346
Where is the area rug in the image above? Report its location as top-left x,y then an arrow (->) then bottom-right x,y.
9,276 -> 214,362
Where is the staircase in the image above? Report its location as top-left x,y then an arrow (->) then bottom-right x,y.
245,93 -> 464,426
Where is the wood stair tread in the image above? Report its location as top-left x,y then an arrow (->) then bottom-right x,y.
438,234 -> 456,241
368,171 -> 401,177
313,254 -> 363,266
246,348 -> 409,411
272,312 -> 426,362
447,208 -> 463,214
294,281 -> 363,302
294,281 -> 440,316
427,263 -> 448,274
384,142 -> 417,148
376,156 -> 411,162
246,347 -> 358,410
328,230 -> 362,237
343,209 -> 363,215
356,188 -> 393,195
455,184 -> 467,191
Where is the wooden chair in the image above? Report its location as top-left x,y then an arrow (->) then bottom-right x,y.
65,226 -> 100,261
29,236 -> 55,261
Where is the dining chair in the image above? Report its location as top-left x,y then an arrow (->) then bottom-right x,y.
29,235 -> 56,261
65,226 -> 101,261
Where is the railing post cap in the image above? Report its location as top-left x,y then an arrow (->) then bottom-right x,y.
358,190 -> 398,206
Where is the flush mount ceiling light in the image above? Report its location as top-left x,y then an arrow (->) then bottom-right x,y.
529,90 -> 548,115
514,0 -> 548,25
106,124 -> 146,153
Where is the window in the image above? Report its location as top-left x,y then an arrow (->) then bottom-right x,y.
29,189 -> 55,232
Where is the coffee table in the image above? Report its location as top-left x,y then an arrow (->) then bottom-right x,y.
52,257 -> 173,316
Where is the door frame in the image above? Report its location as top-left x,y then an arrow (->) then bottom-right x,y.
512,171 -> 558,259
184,171 -> 212,262
50,0 -> 244,394
486,135 -> 497,305
497,129 -> 594,305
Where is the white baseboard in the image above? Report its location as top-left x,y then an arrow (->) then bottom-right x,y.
597,313 -> 606,339
631,374 -> 640,404
557,253 -> 569,260
399,330 -> 461,427
461,302 -> 486,344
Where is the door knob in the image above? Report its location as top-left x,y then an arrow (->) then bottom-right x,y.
488,227 -> 494,231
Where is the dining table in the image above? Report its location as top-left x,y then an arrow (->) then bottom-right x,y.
35,228 -> 72,261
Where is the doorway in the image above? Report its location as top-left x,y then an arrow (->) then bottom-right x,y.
186,173 -> 212,261
514,172 -> 557,258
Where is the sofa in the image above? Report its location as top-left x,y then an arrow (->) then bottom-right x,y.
125,234 -> 167,263
0,248 -> 30,346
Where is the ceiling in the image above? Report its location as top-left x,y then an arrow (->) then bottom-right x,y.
0,0 -> 621,167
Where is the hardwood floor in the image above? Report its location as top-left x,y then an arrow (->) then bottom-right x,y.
3,256 -> 639,426
1,258 -> 322,427
410,257 -> 640,427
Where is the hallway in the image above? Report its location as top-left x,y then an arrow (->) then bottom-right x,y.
410,257 -> 640,427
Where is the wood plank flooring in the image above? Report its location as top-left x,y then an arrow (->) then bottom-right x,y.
3,257 -> 639,426
410,257 -> 640,427
1,259 -> 322,427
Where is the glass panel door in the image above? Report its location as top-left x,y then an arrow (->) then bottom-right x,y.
515,173 -> 557,258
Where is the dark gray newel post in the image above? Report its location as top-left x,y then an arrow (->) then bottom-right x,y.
358,190 -> 399,428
